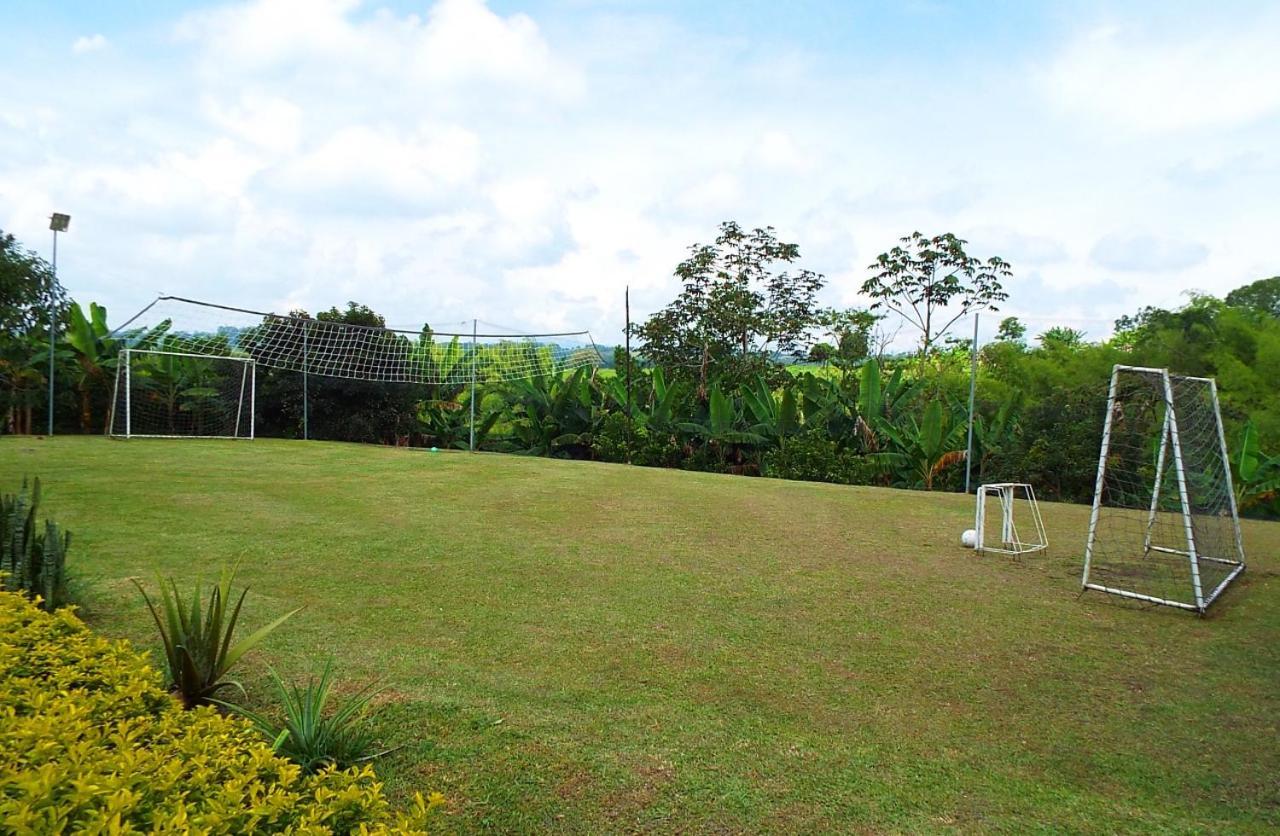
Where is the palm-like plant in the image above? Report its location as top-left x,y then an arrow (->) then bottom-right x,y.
876,398 -> 969,489
741,375 -> 799,447
1235,421 -> 1280,511
133,561 -> 299,708
62,302 -> 120,433
506,366 -> 594,456
217,659 -> 381,773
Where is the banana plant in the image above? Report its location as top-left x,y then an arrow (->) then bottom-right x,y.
62,302 -> 120,432
875,398 -> 969,489
505,365 -> 594,456
971,393 -> 1020,484
741,375 -> 799,447
598,366 -> 682,433
854,359 -> 924,454
677,382 -> 767,447
1234,421 -> 1280,511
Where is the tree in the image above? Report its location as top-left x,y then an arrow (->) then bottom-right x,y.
0,230 -> 66,339
1225,276 -> 1280,319
861,232 -> 1010,359
996,316 -> 1026,343
819,308 -> 878,372
635,222 -> 826,393
1037,326 -> 1085,350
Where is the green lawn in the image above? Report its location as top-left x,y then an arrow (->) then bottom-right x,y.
4,437 -> 1278,833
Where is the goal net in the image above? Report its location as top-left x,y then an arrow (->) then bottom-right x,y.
108,296 -> 602,385
1082,365 -> 1246,612
109,350 -> 255,439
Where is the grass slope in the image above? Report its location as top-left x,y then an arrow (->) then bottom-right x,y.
3,437 -> 1278,833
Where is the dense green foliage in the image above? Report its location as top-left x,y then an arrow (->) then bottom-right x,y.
3,225 -> 1278,515
0,588 -> 437,833
0,477 -> 70,610
134,561 -> 299,708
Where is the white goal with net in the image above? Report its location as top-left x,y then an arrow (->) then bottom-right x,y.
1082,365 -> 1246,613
109,349 -> 255,439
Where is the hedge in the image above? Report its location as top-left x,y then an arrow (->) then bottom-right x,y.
0,590 -> 440,833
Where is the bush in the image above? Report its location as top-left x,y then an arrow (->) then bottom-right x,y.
0,590 -> 439,833
591,413 -> 683,468
763,433 -> 879,485
0,477 -> 71,611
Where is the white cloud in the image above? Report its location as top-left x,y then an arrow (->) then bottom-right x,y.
175,0 -> 581,101
1042,15 -> 1280,132
2,1 -> 1278,346
1091,234 -> 1209,273
72,34 -> 107,54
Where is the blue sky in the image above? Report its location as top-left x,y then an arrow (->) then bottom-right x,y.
1,0 -> 1277,345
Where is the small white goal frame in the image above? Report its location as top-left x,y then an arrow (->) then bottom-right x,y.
108,349 -> 256,440
974,483 -> 1047,555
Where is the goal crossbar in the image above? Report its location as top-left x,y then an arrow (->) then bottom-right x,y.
109,348 -> 255,441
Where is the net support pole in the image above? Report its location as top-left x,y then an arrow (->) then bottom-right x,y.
469,318 -> 477,453
250,361 -> 256,441
625,286 -> 632,465
1208,379 -> 1247,566
302,321 -> 309,441
1082,364 -> 1121,590
964,313 -> 978,493
1163,371 -> 1205,611
124,349 -> 132,439
1143,408 -> 1172,555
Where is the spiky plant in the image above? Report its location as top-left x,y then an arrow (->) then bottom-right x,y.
218,659 -> 382,773
133,560 -> 299,708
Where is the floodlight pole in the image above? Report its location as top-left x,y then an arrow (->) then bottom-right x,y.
469,319 -> 477,452
964,313 -> 979,493
46,213 -> 70,436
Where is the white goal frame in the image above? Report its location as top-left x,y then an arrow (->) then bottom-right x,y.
974,483 -> 1047,555
108,349 -> 256,440
1081,365 -> 1246,612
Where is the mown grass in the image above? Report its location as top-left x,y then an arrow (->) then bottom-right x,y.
3,436 -> 1278,833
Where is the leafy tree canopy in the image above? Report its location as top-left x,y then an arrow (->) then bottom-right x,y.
0,229 -> 67,342
861,231 -> 1010,357
635,221 -> 826,391
1224,276 -> 1280,319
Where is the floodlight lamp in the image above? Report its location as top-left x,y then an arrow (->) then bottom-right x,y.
49,213 -> 70,232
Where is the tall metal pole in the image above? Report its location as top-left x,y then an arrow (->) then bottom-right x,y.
469,318 -> 477,452
964,313 -> 979,493
301,321 -> 309,440
47,229 -> 57,436
625,286 -> 632,464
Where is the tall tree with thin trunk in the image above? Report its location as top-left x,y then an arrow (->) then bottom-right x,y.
861,232 -> 1010,361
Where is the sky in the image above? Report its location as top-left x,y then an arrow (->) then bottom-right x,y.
1,0 -> 1277,346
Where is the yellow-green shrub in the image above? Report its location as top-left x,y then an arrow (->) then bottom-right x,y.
0,591 -> 440,834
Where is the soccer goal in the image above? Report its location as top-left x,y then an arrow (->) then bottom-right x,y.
1082,365 -> 1245,613
108,349 -> 255,439
973,483 -> 1047,555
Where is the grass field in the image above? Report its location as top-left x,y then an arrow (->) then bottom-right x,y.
3,437 -> 1278,833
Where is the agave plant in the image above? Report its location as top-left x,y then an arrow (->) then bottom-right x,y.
133,561 -> 299,708
217,659 -> 381,773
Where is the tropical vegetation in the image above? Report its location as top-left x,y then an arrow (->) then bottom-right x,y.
0,587 -> 439,833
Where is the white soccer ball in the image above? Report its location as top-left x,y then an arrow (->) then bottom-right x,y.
961,529 -> 977,549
